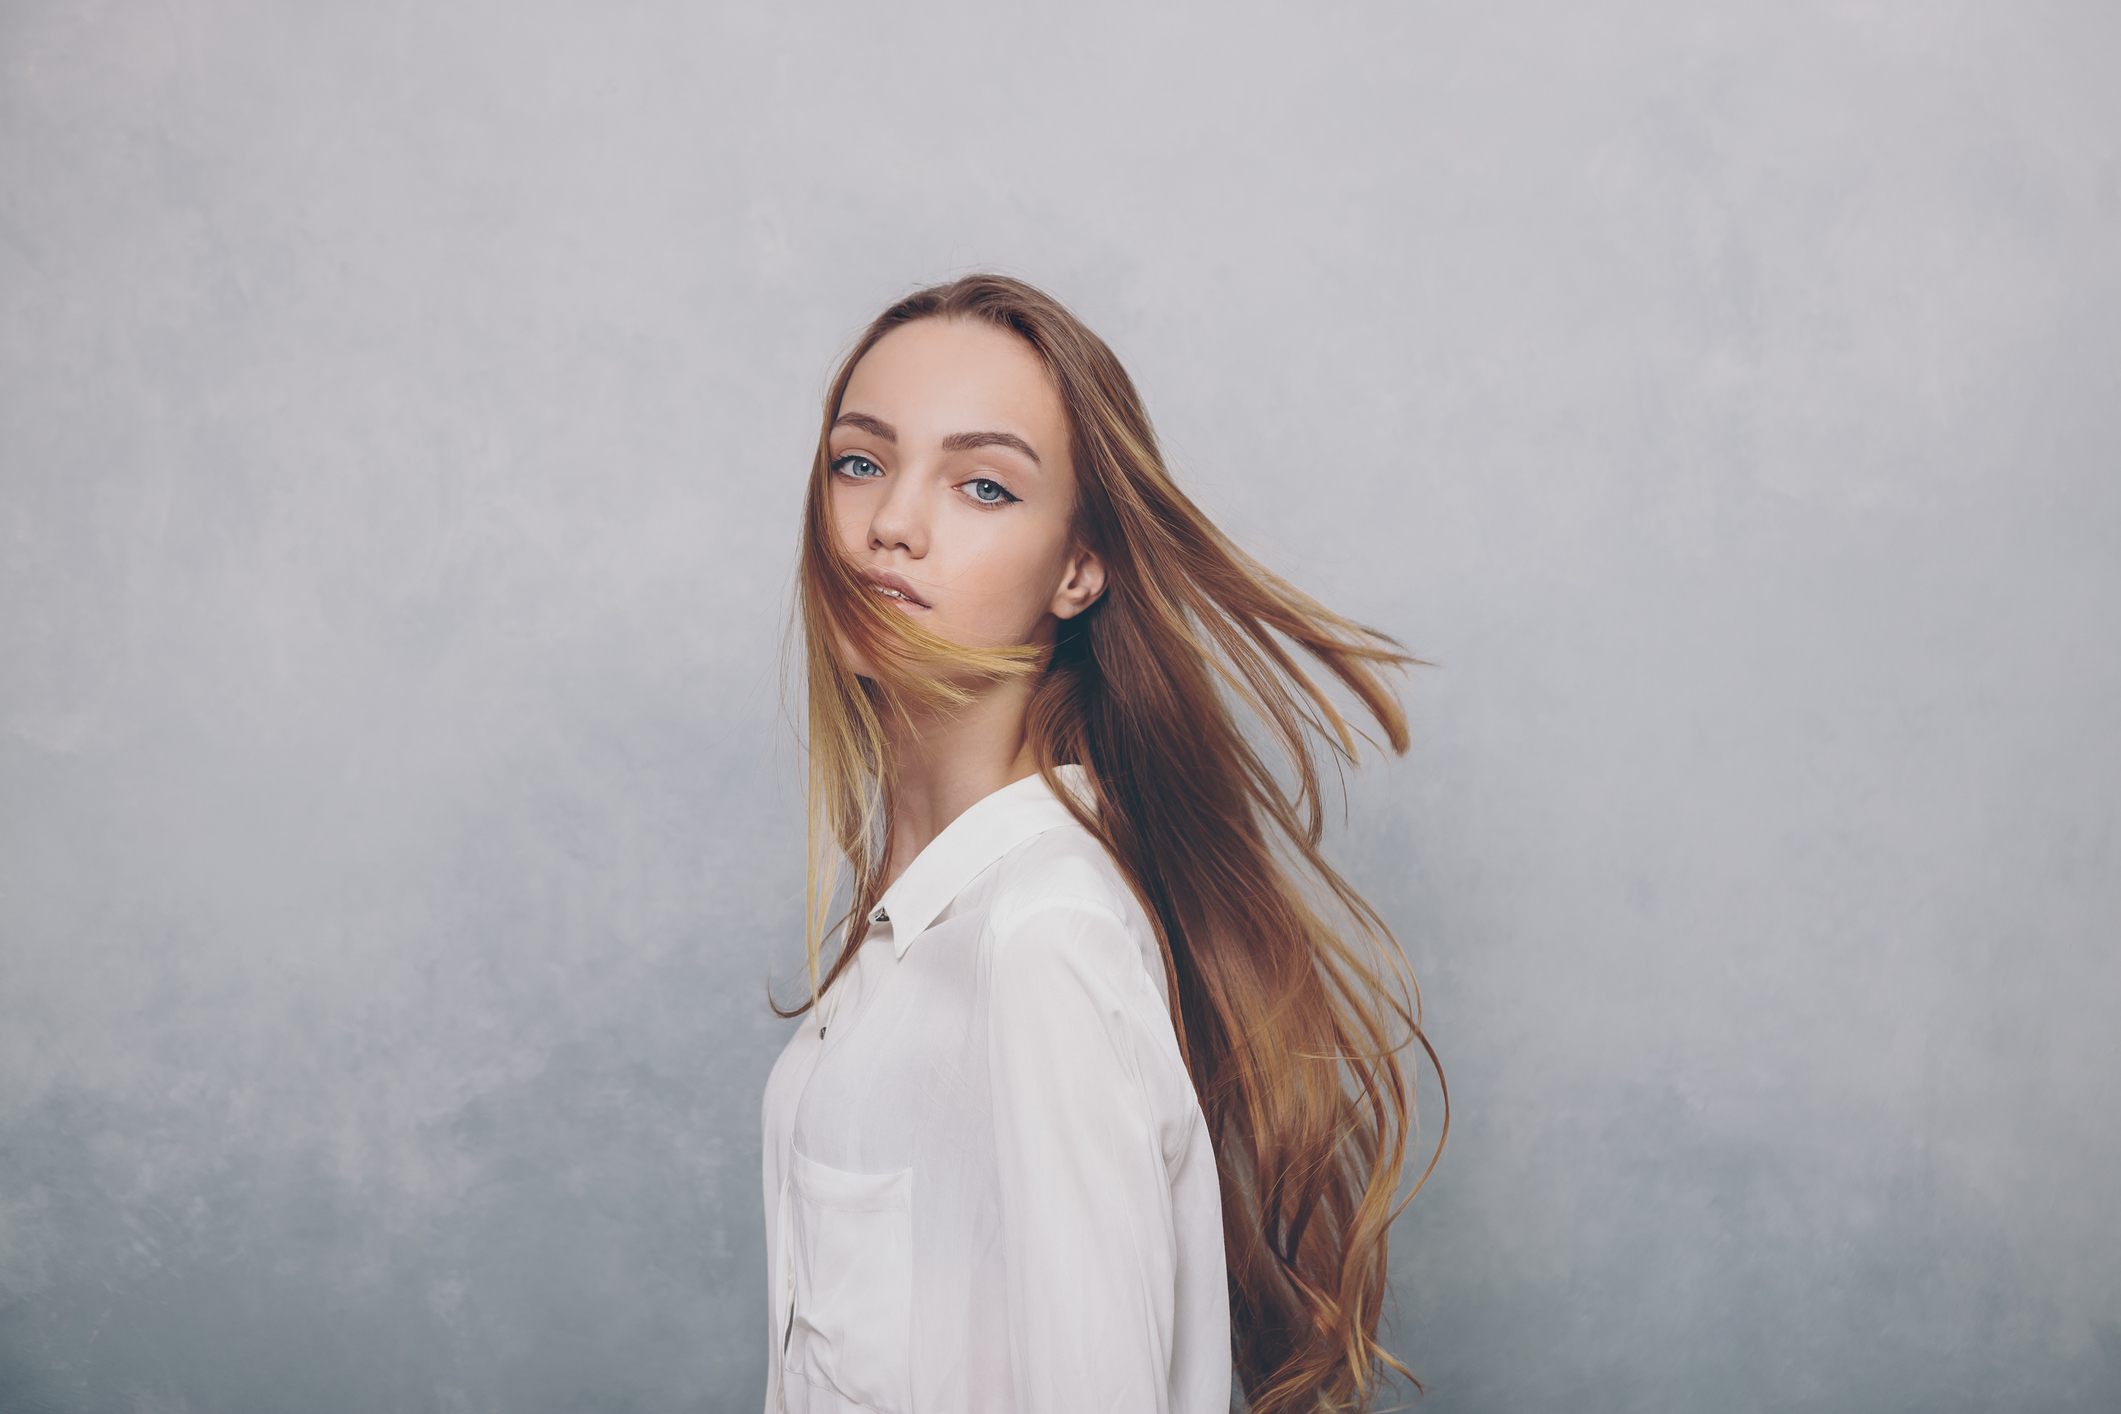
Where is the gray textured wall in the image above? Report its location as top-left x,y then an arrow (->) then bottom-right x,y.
3,2 -> 2116,1411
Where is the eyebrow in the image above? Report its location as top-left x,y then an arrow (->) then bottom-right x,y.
832,413 -> 1042,467
832,412 -> 896,441
941,430 -> 1041,465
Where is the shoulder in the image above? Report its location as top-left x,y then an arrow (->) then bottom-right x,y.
980,823 -> 1199,1150
983,823 -> 1167,1006
986,821 -> 1142,939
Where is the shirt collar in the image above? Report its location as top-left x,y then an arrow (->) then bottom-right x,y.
872,764 -> 1092,959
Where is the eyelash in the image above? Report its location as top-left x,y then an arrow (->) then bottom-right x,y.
828,455 -> 1021,508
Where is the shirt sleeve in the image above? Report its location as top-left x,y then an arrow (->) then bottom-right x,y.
987,896 -> 1199,1414
761,1077 -> 788,1414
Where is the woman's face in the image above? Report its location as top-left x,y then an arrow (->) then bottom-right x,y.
826,317 -> 1105,671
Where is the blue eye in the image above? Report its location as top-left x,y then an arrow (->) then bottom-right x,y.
967,478 -> 1017,505
832,454 -> 883,479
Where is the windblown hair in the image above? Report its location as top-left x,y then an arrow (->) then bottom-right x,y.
780,274 -> 1446,1412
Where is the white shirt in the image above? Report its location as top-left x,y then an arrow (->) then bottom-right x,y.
761,764 -> 1231,1414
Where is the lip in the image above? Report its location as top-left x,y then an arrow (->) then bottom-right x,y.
859,566 -> 933,610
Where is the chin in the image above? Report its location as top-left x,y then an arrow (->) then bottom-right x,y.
826,627 -> 874,680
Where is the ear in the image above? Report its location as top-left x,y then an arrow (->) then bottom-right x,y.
1051,542 -> 1107,620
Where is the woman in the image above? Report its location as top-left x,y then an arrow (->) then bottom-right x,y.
761,275 -> 1441,1414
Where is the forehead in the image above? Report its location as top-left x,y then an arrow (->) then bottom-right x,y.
840,318 -> 1066,446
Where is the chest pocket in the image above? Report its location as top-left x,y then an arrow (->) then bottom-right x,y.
784,1149 -> 914,1413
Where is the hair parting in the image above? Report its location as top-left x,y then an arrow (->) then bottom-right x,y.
778,274 -> 1447,1412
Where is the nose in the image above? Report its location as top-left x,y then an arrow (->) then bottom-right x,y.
866,464 -> 928,559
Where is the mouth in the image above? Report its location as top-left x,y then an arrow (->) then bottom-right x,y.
859,567 -> 932,610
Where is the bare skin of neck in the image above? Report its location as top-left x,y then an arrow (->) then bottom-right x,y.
877,670 -> 1042,892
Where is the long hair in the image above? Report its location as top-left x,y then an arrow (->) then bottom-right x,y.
780,274 -> 1446,1412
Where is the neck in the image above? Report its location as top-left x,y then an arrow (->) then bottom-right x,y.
879,673 -> 1040,891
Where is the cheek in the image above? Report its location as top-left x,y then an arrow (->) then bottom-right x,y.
827,485 -> 866,554
939,532 -> 1068,643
